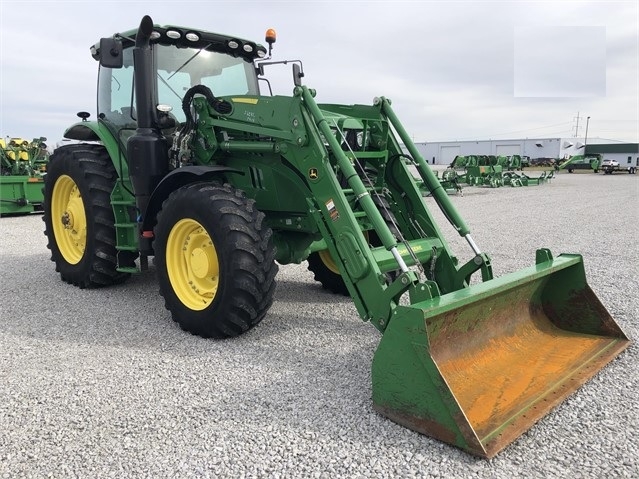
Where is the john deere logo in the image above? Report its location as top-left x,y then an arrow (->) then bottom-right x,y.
309,168 -> 318,180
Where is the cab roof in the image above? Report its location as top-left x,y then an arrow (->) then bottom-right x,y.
91,23 -> 267,63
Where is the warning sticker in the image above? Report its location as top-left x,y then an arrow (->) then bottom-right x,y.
326,199 -> 340,221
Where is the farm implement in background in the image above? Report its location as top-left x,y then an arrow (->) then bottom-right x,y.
0,137 -> 49,215
445,155 -> 553,189
558,154 -> 602,173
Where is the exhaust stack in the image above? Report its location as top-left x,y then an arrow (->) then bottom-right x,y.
127,15 -> 169,247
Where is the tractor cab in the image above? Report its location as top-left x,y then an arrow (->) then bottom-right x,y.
92,24 -> 266,145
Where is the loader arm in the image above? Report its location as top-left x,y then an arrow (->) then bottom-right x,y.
294,86 -> 492,329
186,86 -> 473,329
298,87 -> 494,327
189,85 -> 518,329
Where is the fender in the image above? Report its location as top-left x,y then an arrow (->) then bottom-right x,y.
142,165 -> 243,231
63,121 -> 128,178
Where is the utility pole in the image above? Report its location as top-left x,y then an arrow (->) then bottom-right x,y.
572,112 -> 582,138
584,116 -> 591,151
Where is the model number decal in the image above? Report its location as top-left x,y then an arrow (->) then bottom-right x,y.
244,110 -> 256,122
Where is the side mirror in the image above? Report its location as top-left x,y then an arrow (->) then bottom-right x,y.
293,63 -> 304,87
99,38 -> 123,68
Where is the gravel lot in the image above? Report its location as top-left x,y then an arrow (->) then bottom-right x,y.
1,170 -> 637,478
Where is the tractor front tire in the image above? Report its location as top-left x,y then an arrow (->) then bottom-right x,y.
43,144 -> 133,288
154,182 -> 277,338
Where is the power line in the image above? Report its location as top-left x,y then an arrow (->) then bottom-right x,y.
450,121 -> 573,141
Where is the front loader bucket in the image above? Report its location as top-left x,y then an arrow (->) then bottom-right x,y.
372,253 -> 629,458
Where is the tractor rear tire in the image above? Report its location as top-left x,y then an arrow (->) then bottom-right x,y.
307,194 -> 400,297
154,182 -> 277,338
307,251 -> 350,296
43,144 -> 134,288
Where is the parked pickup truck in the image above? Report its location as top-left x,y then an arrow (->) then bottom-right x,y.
601,159 -> 637,174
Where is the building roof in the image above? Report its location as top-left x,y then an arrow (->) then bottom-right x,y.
585,143 -> 639,154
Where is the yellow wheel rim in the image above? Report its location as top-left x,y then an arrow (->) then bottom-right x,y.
318,249 -> 340,275
317,231 -> 369,275
166,218 -> 220,311
51,175 -> 87,264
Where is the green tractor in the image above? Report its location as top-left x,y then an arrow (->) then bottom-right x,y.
43,16 -> 629,458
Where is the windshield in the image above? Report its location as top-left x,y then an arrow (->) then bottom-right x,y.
156,44 -> 259,123
98,43 -> 259,130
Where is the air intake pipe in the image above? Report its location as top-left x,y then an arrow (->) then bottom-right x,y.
127,15 -> 169,245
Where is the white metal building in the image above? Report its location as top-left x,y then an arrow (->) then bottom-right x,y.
585,143 -> 639,168
414,138 -> 631,165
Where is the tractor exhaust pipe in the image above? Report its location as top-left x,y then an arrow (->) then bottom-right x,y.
127,15 -> 169,252
132,15 -> 156,129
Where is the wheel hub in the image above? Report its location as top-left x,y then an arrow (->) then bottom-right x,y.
167,219 -> 220,311
190,247 -> 213,279
51,175 -> 87,265
61,211 -> 71,228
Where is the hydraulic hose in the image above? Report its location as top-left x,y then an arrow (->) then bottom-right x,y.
182,85 -> 233,121
378,97 -> 471,238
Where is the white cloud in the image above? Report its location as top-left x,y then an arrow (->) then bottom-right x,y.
1,0 -> 637,143
514,26 -> 606,97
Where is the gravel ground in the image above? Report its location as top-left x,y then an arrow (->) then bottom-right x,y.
1,170 -> 637,478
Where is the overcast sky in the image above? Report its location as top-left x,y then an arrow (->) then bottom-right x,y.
1,0 -> 637,145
